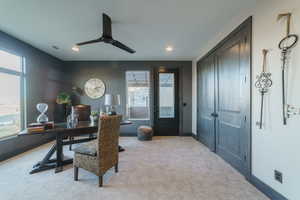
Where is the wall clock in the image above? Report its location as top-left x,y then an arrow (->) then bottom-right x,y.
84,78 -> 106,99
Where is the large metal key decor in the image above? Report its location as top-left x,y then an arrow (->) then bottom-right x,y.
277,13 -> 298,125
255,49 -> 272,129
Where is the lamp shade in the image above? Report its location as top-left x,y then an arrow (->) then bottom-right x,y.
104,94 -> 121,106
114,94 -> 121,106
104,94 -> 112,106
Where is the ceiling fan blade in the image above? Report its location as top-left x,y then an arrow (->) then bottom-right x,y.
76,13 -> 135,53
111,40 -> 136,53
102,13 -> 112,38
76,38 -> 102,46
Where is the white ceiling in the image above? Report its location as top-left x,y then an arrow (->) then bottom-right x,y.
0,0 -> 255,61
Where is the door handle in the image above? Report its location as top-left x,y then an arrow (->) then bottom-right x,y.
211,113 -> 218,118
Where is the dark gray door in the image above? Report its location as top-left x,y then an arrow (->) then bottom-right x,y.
154,69 -> 179,136
215,23 -> 251,177
197,55 -> 216,151
197,18 -> 251,177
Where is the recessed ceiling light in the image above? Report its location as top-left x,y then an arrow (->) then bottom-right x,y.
72,45 -> 80,52
165,46 -> 173,52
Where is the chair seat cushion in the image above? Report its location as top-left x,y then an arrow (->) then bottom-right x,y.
73,141 -> 97,156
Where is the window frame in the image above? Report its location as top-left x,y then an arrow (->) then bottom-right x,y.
125,70 -> 151,121
0,48 -> 26,139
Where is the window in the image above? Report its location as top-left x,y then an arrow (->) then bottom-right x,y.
126,71 -> 150,120
0,49 -> 25,139
159,73 -> 175,118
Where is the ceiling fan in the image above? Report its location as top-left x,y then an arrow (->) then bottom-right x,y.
75,13 -> 136,54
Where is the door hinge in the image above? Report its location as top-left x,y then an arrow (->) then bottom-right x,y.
244,76 -> 247,83
244,155 -> 247,161
244,116 -> 247,122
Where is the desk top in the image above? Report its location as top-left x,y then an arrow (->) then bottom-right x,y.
18,120 -> 132,136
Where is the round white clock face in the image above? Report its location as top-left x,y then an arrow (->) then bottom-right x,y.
84,78 -> 106,99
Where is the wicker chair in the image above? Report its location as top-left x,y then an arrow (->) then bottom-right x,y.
73,115 -> 122,187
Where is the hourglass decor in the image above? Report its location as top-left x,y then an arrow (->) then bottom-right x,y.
36,103 -> 49,123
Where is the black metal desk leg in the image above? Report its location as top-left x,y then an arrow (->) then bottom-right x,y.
55,134 -> 64,173
30,144 -> 57,174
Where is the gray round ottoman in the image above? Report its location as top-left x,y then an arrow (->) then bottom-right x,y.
137,126 -> 153,141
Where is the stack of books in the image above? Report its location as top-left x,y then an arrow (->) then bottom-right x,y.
27,122 -> 54,133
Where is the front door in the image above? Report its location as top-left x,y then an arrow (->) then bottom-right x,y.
154,69 -> 179,136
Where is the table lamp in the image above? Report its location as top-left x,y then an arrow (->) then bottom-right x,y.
104,94 -> 120,115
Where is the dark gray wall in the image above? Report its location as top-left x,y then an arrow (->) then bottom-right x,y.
0,31 -> 193,161
64,61 -> 192,136
0,31 -> 66,161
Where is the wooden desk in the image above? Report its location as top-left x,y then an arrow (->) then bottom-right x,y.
18,121 -> 132,174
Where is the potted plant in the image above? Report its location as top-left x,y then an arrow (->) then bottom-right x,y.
90,111 -> 99,123
56,92 -> 71,105
54,92 -> 72,122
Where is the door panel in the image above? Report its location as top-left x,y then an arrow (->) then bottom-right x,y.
217,42 -> 243,159
154,69 -> 179,136
215,26 -> 250,176
197,55 -> 215,151
159,73 -> 175,118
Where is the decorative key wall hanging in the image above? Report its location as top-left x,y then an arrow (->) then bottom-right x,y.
277,13 -> 298,125
255,49 -> 272,129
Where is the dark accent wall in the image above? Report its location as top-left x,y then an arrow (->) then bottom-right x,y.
0,31 -> 66,161
64,61 -> 192,136
0,31 -> 193,161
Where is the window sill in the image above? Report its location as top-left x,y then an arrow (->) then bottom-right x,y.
0,134 -> 18,142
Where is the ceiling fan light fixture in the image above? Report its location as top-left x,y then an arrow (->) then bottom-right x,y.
72,45 -> 80,52
166,46 -> 173,52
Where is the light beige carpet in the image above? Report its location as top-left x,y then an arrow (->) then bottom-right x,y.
0,137 -> 268,200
